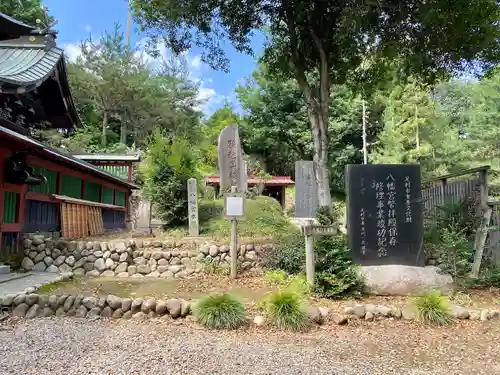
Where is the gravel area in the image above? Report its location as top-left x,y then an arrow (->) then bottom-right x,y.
1,318 -> 500,375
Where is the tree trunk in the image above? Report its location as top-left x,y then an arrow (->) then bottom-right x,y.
120,111 -> 127,144
101,110 -> 108,147
308,104 -> 332,209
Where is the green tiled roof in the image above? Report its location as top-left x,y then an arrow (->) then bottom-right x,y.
0,34 -> 62,92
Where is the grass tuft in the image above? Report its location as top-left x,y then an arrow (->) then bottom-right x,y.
412,291 -> 453,326
264,289 -> 310,331
193,293 -> 247,330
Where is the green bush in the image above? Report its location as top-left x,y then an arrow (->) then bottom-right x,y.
264,290 -> 310,331
141,133 -> 200,226
193,293 -> 247,330
411,291 -> 453,326
199,196 -> 299,238
264,271 -> 311,296
313,235 -> 364,299
263,234 -> 305,274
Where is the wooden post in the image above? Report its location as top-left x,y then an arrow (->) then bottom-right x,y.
230,186 -> 238,279
302,219 -> 315,285
471,206 -> 492,278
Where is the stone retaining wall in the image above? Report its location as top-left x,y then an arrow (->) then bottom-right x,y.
20,233 -> 272,278
1,290 -> 191,320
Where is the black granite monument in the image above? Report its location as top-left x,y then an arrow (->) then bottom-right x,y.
345,164 -> 424,267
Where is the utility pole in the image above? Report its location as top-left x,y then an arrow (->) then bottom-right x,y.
126,0 -> 132,51
362,98 -> 368,164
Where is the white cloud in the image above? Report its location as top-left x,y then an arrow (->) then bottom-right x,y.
63,43 -> 82,61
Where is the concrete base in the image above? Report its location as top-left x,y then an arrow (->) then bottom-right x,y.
360,265 -> 454,296
0,264 -> 10,274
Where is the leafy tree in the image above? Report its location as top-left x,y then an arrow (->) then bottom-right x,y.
0,0 -> 52,27
140,132 -> 200,226
132,0 -> 500,210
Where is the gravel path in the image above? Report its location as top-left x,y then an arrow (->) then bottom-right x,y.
0,318 -> 499,375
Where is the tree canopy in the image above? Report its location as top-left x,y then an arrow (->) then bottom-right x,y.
1,0 -> 53,27
132,0 -> 500,208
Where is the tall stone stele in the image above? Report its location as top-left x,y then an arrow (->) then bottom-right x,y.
187,178 -> 199,236
294,160 -> 319,218
217,124 -> 247,193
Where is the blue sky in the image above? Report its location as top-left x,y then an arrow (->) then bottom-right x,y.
43,0 -> 266,116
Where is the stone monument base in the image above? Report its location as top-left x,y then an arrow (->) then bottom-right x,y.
359,265 -> 454,296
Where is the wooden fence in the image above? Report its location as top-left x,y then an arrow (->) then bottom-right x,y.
420,165 -> 500,265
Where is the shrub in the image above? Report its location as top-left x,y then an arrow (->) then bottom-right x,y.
313,235 -> 364,299
264,290 -> 310,331
198,196 -> 298,239
193,293 -> 247,330
411,291 -> 453,326
263,234 -> 305,274
264,271 -> 311,296
141,133 -> 199,226
264,270 -> 288,284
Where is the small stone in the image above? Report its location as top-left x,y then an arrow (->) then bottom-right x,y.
131,299 -> 143,313
45,265 -> 58,273
480,309 -> 490,321
253,315 -> 265,327
132,312 -> 147,320
25,294 -> 38,306
137,265 -> 151,274
55,307 -> 66,316
167,299 -> 182,318
48,295 -> 58,309
73,268 -> 85,276
156,300 -> 167,315
54,255 -> 66,266
209,245 -> 219,257
122,299 -> 133,312
94,251 -> 103,258
59,264 -> 72,273
43,256 -> 54,266
375,305 -> 391,317
65,256 -> 76,267
101,270 -> 115,277
146,271 -> 160,278
86,307 -> 101,318
332,313 -> 348,325
42,307 -> 54,317
163,252 -> 172,260
141,298 -> 156,313
318,307 -> 329,319
12,303 -> 29,317
402,306 -> 416,320
245,251 -> 257,260
105,258 -> 115,269
101,306 -> 113,318
26,304 -> 41,318
119,253 -> 128,263
94,258 -> 106,272
158,259 -> 168,267
353,305 -> 366,318
103,251 -> 111,259
82,296 -> 98,309
57,295 -> 68,307
308,306 -> 324,324
122,311 -> 133,319
220,245 -> 229,253
451,305 -> 470,320
34,252 -> 45,264
117,272 -> 129,278
161,271 -> 174,279
470,310 -> 481,320
21,258 -> 34,270
112,308 -> 124,319
86,270 -> 100,277
390,307 -> 402,319
106,295 -> 122,310
489,310 -> 500,319
343,306 -> 355,315
152,251 -> 163,260
365,311 -> 374,321
180,300 -> 191,317
128,265 -> 137,275
75,306 -> 88,318
168,265 -> 182,274
13,294 -> 26,306
131,274 -> 144,278
33,262 -> 46,272
64,296 -> 75,311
